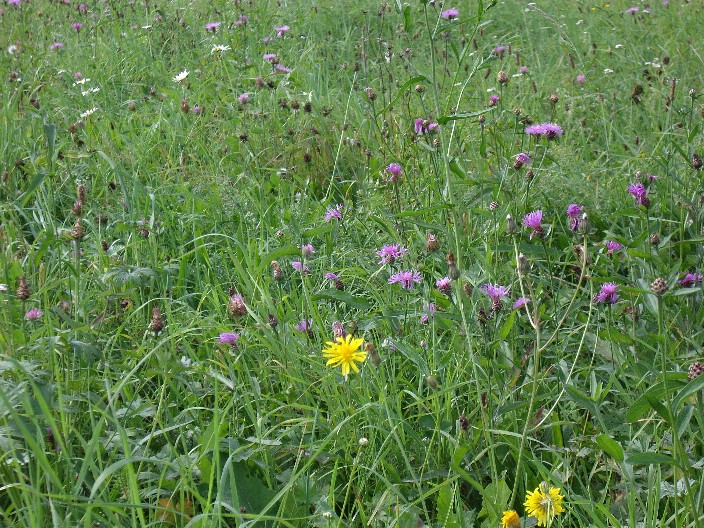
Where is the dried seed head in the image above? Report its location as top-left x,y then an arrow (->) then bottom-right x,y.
692,153 -> 703,170
268,313 -> 279,328
334,278 -> 345,290
459,414 -> 469,431
180,99 -> 190,113
77,184 -> 86,203
17,275 -> 30,300
70,219 -> 85,240
463,282 -> 474,296
505,214 -> 519,235
549,92 -> 559,105
517,253 -> 531,276
71,200 -> 83,217
525,169 -> 534,181
497,70 -> 509,85
228,294 -> 247,318
478,114 -> 486,124
415,84 -> 424,93
650,277 -> 668,295
650,232 -> 660,246
149,306 -> 164,334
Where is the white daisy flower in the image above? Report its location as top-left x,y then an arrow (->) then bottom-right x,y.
82,87 -> 100,96
80,107 -> 97,118
211,44 -> 231,53
173,70 -> 189,83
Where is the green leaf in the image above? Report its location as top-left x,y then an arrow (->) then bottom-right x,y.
403,4 -> 412,33
437,108 -> 494,125
676,405 -> 694,438
257,245 -> 301,274
672,373 -> 704,410
43,120 -> 56,162
376,75 -> 428,116
595,433 -> 624,463
480,479 -> 510,523
626,382 -> 668,422
564,384 -> 599,416
436,483 -> 460,528
498,311 -> 515,340
626,452 -> 678,467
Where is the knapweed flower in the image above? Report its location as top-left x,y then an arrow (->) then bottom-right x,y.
414,118 -> 439,135
8,0 -> 20,6
525,122 -> 563,140
389,270 -> 422,289
49,42 -> 64,51
376,244 -> 408,265
274,64 -> 291,73
576,74 -> 586,85
218,332 -> 239,347
513,297 -> 531,310
71,22 -> 82,32
625,6 -> 639,14
566,204 -> 583,231
627,182 -> 649,207
301,244 -> 315,258
324,203 -> 343,222
238,93 -> 250,104
173,70 -> 189,83
322,334 -> 366,378
524,483 -> 565,527
523,210 -> 545,239
441,8 -> 459,19
275,25 -> 289,37
192,105 -> 202,115
493,45 -> 508,57
605,240 -> 622,254
489,94 -> 500,106
204,21 -> 221,32
295,319 -> 313,334
515,152 -> 531,166
25,307 -> 43,321
263,53 -> 279,64
419,303 -> 435,325
678,272 -> 703,287
436,277 -> 452,295
211,44 -> 231,53
78,3 -> 87,12
386,162 -> 403,182
324,272 -> 338,280
481,284 -> 510,311
594,282 -> 619,304
235,14 -> 248,26
500,510 -> 521,528
291,261 -> 310,273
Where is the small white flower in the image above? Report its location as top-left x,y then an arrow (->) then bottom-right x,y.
211,44 -> 231,53
8,45 -> 18,54
358,437 -> 369,447
81,87 -> 100,96
173,70 -> 189,83
0,284 -> 8,292
576,19 -> 583,25
604,68 -> 614,74
73,78 -> 90,86
615,44 -> 623,49
180,356 -> 192,368
141,25 -> 152,30
80,107 -> 97,118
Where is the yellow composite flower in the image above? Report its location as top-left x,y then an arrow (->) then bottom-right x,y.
524,483 -> 565,527
500,509 -> 521,528
322,334 -> 366,378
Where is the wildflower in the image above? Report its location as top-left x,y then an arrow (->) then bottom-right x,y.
514,152 -> 531,169
376,244 -> 408,265
218,332 -> 239,347
0,283 -> 8,292
204,21 -> 221,32
291,261 -> 310,273
441,8 -> 459,19
173,70 -> 189,83
149,307 -> 164,333
525,122 -> 563,139
73,77 -> 90,86
71,22 -> 82,32
301,244 -> 315,258
274,64 -> 291,73
238,93 -> 250,104
419,303 -> 435,325
25,307 -> 43,321
500,510 -> 521,528
192,105 -> 202,115
81,87 -> 100,96
625,6 -> 639,14
519,65 -> 529,73
295,319 -> 313,334
324,272 -> 338,280
489,94 -> 500,106
78,3 -> 87,12
436,277 -> 452,295
211,44 -> 231,53
426,232 -> 440,252
594,282 -> 619,304
566,204 -> 583,231
49,42 -> 64,51
275,25 -> 289,37
523,210 -> 545,239
605,240 -> 622,254
689,361 -> 703,380
8,0 -> 20,5
324,203 -> 343,222
481,283 -> 510,311
386,162 -> 403,182
513,297 -> 530,309
576,74 -> 586,85
389,270 -> 422,289
263,53 -> 279,63
524,483 -> 565,527
627,182 -> 649,207
414,118 -> 439,135
228,293 -> 247,317
492,45 -> 507,57
332,321 -> 346,339
678,272 -> 703,287
80,107 -> 97,118
322,334 -> 366,378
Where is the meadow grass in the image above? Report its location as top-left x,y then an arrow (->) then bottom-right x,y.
1,0 -> 704,526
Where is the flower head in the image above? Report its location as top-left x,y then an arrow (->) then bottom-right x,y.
275,25 -> 290,37
274,64 -> 291,73
605,240 -> 622,254
625,6 -> 639,14
238,93 -> 249,104
218,332 -> 239,347
419,303 -> 435,325
386,162 -> 403,182
627,182 -> 648,206
489,94 -> 500,106
525,122 -> 563,139
376,244 -> 408,265
263,53 -> 278,64
25,307 -> 43,321
576,74 -> 586,85
388,270 -> 422,289
301,244 -> 315,258
71,22 -> 82,32
436,277 -> 452,295
211,44 -> 231,53
500,510 -> 521,528
566,204 -> 583,231
441,8 -> 459,19
515,152 -> 532,166
480,283 -> 510,302
204,21 -> 221,32
678,272 -> 703,287
594,282 -> 619,304
324,272 -> 338,280
513,297 -> 531,310
173,70 -> 189,83
523,210 -> 544,239
322,334 -> 366,378
324,203 -> 344,222
414,118 -> 439,135
493,45 -> 508,57
524,483 -> 565,527
295,319 -> 313,334
291,261 -> 310,273
49,42 -> 64,51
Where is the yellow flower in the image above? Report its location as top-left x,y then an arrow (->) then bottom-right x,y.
500,509 -> 521,528
524,483 -> 565,527
322,334 -> 366,378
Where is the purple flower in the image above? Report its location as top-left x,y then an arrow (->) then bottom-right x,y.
489,94 -> 500,106
386,162 -> 403,182
25,307 -> 43,321
78,3 -> 87,12
218,332 -> 240,347
236,14 -> 248,26
192,105 -> 202,115
627,183 -> 648,206
324,204 -> 343,222
566,204 -> 583,231
291,261 -> 310,273
238,93 -> 250,104
512,297 -> 530,310
625,7 -> 639,14
481,283 -> 510,302
388,270 -> 422,289
263,53 -> 278,63
525,122 -> 563,139
301,244 -> 315,258
595,282 -> 619,304
8,0 -> 20,5
436,277 -> 452,295
515,152 -> 531,165
205,21 -> 221,32
324,272 -> 338,280
295,319 -> 313,333
576,74 -> 586,85
71,22 -> 82,32
275,64 -> 291,73
262,37 -> 273,43
49,42 -> 64,51
519,65 -> 529,73
74,71 -> 83,80
605,240 -> 622,254
492,45 -> 507,56
523,210 -> 544,239
414,118 -> 439,135
441,8 -> 459,19
376,244 -> 408,265
419,303 -> 436,325
275,25 -> 290,37
678,273 -> 703,287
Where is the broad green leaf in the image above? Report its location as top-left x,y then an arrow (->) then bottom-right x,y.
626,452 -> 678,467
596,433 -> 624,463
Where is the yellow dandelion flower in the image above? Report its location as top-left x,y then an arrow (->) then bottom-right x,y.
524,483 -> 565,527
500,509 -> 521,528
322,334 -> 366,378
